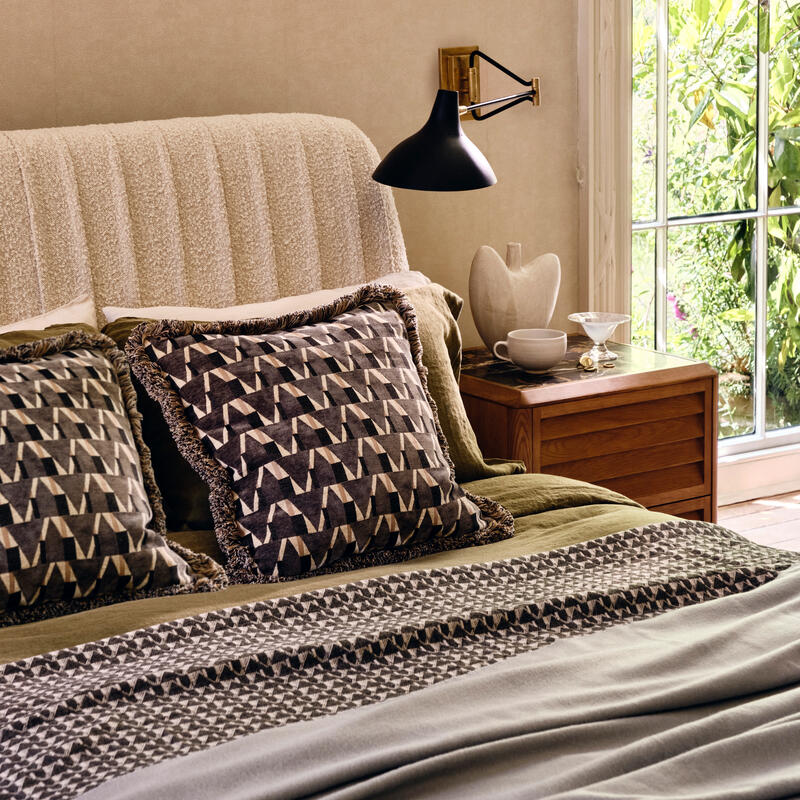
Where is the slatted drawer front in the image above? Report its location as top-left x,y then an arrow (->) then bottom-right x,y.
539,386 -> 710,507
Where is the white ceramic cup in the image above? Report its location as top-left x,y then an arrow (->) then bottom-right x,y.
492,328 -> 567,372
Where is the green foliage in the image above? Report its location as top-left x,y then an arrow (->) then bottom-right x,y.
632,0 -> 800,436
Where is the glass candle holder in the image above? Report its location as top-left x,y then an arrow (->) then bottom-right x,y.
568,312 -> 631,362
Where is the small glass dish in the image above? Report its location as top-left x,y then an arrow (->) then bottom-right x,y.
568,312 -> 631,362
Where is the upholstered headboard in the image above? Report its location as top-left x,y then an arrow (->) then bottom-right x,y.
0,113 -> 409,326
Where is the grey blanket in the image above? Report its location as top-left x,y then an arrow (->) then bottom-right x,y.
1,520 -> 797,800
86,563 -> 800,800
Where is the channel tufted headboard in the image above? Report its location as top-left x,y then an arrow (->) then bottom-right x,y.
0,113 -> 409,327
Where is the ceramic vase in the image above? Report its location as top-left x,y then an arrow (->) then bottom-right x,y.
469,242 -> 561,351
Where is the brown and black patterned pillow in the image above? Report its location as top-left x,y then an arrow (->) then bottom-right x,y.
0,330 -> 227,625
101,284 -> 477,532
127,286 -> 514,583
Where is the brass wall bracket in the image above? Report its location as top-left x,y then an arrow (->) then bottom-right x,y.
530,77 -> 541,107
438,46 -> 481,108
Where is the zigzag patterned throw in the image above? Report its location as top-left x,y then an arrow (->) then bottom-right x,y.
128,287 -> 513,582
1,521 -> 797,799
0,332 -> 226,624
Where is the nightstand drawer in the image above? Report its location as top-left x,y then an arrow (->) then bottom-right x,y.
551,439 -> 705,483
540,414 -> 705,465
651,496 -> 713,521
538,391 -> 705,439
537,382 -> 712,508
569,461 -> 706,508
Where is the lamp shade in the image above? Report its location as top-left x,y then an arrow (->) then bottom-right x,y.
372,90 -> 497,191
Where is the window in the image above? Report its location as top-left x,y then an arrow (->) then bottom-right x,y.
631,0 -> 800,454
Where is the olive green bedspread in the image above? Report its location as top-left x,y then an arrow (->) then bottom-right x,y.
0,474 -> 670,664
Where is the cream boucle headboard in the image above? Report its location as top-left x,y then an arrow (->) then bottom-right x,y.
0,113 -> 409,326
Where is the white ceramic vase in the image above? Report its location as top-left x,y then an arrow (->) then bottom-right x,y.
469,242 -> 561,351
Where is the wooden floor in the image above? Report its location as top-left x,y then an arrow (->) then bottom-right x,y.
719,492 -> 800,551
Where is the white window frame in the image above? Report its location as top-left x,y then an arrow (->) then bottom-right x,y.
578,1 -> 632,339
579,0 -> 800,497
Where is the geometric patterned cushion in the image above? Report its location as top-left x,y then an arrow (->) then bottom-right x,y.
0,330 -> 227,625
100,284 -> 476,533
127,286 -> 514,583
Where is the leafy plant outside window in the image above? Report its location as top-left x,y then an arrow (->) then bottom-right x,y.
632,0 -> 800,440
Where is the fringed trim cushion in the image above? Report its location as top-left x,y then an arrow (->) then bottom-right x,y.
0,330 -> 227,626
127,285 -> 514,583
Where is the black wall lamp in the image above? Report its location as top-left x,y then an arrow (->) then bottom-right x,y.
373,47 -> 540,192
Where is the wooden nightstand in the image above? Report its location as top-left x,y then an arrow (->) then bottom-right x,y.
460,335 -> 718,522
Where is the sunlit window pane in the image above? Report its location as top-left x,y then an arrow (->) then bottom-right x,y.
769,0 -> 800,209
667,0 -> 757,216
630,1 -> 800,449
633,0 -> 657,223
767,214 -> 800,431
667,222 -> 755,438
631,230 -> 656,348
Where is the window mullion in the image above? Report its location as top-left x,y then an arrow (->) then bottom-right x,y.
635,209 -> 763,232
655,0 -> 668,352
754,11 -> 770,444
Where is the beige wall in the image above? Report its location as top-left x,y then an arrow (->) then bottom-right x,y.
0,0 -> 579,345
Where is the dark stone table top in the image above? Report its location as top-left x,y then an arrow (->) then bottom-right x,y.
460,335 -> 712,403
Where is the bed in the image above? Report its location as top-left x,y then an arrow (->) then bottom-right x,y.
0,113 -> 798,800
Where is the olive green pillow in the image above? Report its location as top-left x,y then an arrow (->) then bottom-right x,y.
0,322 -> 99,348
102,283 -> 522,530
407,284 -> 524,482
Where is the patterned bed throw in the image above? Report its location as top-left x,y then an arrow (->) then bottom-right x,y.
1,520 -> 797,799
